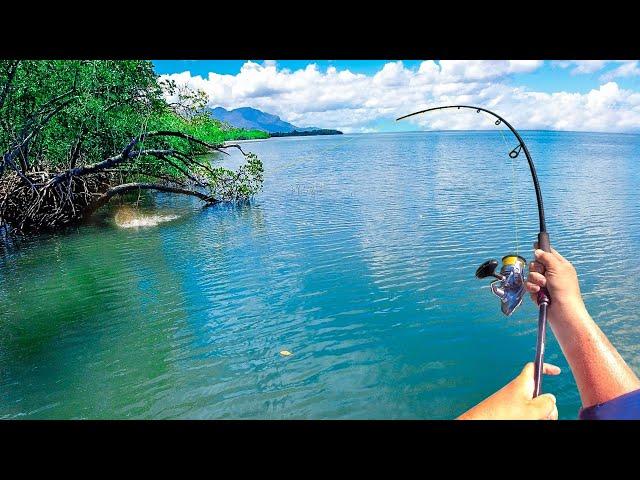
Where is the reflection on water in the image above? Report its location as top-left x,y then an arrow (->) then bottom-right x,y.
1,131 -> 639,419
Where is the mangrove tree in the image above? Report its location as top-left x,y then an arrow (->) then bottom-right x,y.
0,60 -> 265,235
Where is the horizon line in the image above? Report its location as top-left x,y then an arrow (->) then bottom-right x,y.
341,129 -> 640,136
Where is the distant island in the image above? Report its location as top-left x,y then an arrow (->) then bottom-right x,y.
270,129 -> 343,137
210,106 -> 343,137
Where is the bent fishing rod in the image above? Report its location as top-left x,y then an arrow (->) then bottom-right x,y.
397,105 -> 551,397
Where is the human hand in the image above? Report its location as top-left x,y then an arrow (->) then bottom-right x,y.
457,362 -> 560,420
525,243 -> 585,318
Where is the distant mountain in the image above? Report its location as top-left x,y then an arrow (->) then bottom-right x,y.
209,106 -> 336,135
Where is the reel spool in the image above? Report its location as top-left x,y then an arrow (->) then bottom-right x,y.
476,255 -> 527,316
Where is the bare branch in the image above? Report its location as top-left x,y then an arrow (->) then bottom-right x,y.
103,168 -> 188,187
154,153 -> 206,187
48,148 -> 175,185
122,130 -> 227,155
69,125 -> 88,168
48,130 -> 238,186
93,182 -> 218,211
220,143 -> 247,155
2,96 -> 76,175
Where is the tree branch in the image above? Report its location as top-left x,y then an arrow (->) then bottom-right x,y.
103,168 -> 188,187
69,125 -> 88,168
122,130 -> 226,156
92,182 -> 218,212
48,130 -> 239,186
155,154 -> 206,187
2,96 -> 76,175
47,148 -> 175,185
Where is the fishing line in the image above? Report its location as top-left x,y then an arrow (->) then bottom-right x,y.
465,106 -> 522,257
497,125 -> 521,257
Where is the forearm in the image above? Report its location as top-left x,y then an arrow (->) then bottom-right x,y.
550,300 -> 640,408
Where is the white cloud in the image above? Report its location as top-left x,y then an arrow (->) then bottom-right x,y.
160,60 -> 640,134
438,60 -> 543,81
556,60 -> 640,80
556,60 -> 609,75
601,61 -> 640,81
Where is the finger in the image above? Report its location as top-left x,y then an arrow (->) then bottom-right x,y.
550,247 -> 567,263
542,363 -> 561,375
533,242 -> 567,262
529,292 -> 539,305
530,393 -> 557,419
529,261 -> 545,275
546,404 -> 559,420
534,241 -> 565,262
521,361 -> 560,377
527,271 -> 547,288
534,249 -> 556,269
525,282 -> 540,293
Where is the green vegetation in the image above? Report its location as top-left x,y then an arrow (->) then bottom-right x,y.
0,60 -> 265,234
269,129 -> 343,137
156,110 -> 268,145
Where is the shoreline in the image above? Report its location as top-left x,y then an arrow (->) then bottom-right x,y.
224,137 -> 271,145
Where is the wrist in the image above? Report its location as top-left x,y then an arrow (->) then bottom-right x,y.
547,296 -> 589,330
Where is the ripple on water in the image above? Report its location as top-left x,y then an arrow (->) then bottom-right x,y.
1,131 -> 640,419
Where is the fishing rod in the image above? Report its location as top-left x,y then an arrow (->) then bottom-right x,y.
397,105 -> 551,398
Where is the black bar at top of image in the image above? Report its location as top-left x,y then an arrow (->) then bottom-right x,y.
2,10 -> 638,59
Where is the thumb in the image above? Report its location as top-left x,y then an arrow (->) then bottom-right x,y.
529,393 -> 557,419
519,362 -> 535,378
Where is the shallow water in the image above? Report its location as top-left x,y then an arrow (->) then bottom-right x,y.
1,130 -> 639,419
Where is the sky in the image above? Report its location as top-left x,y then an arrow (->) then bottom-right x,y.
153,60 -> 640,134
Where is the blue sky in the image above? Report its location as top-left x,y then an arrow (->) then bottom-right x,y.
153,60 -> 640,133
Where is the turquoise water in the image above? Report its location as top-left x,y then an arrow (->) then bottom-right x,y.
1,130 -> 639,419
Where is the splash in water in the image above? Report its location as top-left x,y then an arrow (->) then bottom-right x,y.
114,206 -> 179,229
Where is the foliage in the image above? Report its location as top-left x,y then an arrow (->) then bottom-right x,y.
0,60 -> 164,171
205,152 -> 264,201
0,60 -> 266,233
152,111 -> 268,147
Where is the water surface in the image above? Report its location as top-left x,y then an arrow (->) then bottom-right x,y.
1,130 -> 639,419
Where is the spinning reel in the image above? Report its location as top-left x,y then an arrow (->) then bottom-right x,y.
475,255 -> 527,316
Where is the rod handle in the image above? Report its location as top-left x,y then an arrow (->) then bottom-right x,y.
536,232 -> 551,306
533,231 -> 551,398
533,303 -> 548,398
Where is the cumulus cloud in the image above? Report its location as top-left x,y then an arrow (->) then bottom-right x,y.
438,60 -> 543,81
160,60 -> 640,134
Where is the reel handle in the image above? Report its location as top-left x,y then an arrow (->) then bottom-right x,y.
533,231 -> 551,398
